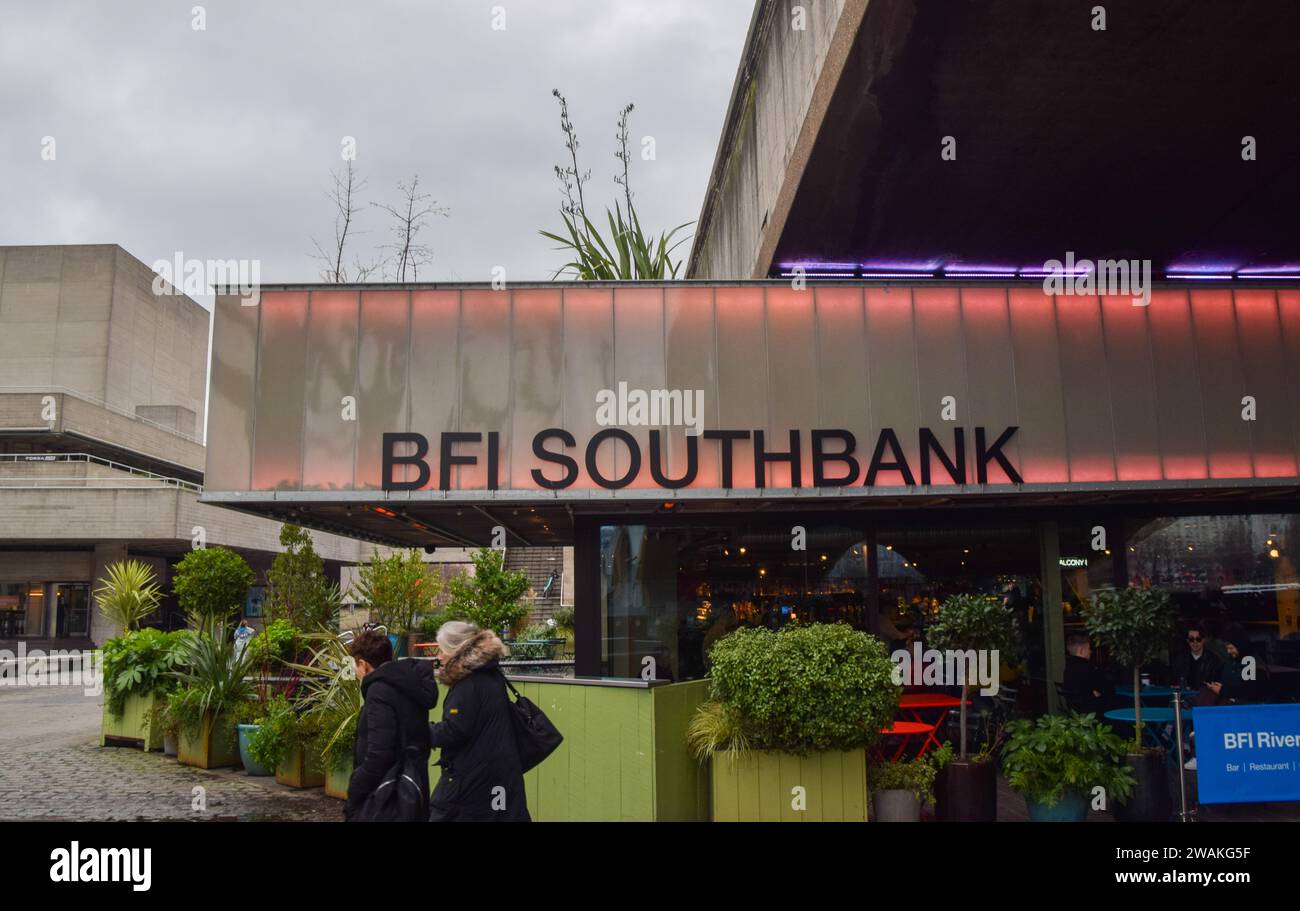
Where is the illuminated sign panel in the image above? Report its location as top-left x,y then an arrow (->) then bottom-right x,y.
204,284 -> 1300,499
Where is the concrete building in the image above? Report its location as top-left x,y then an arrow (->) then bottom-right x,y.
0,244 -> 384,649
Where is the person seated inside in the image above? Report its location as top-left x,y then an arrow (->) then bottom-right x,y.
1174,622 -> 1224,693
1205,632 -> 1258,705
1062,632 -> 1109,714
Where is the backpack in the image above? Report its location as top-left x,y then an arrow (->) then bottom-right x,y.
354,698 -> 427,822
499,671 -> 564,773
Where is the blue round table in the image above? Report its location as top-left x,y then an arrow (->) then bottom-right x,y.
1104,707 -> 1176,723
1115,686 -> 1185,699
1104,707 -> 1178,751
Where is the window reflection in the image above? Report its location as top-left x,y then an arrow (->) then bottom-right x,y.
599,523 -> 868,681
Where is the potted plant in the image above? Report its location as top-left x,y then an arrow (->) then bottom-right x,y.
225,618 -> 300,776
869,742 -> 953,822
925,593 -> 1020,821
232,699 -> 273,776
687,623 -> 899,821
170,625 -> 257,769
445,548 -> 531,639
353,548 -> 442,657
100,627 -> 185,750
287,632 -> 362,798
247,695 -> 326,787
1081,585 -> 1178,821
267,524 -> 344,645
1001,712 -> 1135,821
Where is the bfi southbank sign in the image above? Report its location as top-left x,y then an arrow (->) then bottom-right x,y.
381,425 -> 1022,492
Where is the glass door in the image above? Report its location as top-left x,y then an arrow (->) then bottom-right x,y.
55,583 -> 90,638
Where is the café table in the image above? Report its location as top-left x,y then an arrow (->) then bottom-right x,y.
1103,706 -> 1177,750
1115,685 -> 1186,700
897,693 -> 961,754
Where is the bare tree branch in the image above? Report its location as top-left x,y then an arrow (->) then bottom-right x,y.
373,174 -> 448,282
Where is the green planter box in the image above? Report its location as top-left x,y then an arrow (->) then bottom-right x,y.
710,749 -> 869,822
276,748 -> 326,789
427,677 -> 710,821
177,714 -> 240,769
324,761 -> 351,800
101,692 -> 166,751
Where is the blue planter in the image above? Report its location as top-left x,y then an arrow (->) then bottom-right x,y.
387,633 -> 407,658
1025,791 -> 1088,822
237,723 -> 273,776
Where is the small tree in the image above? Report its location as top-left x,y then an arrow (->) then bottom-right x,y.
267,524 -> 337,632
173,547 -> 254,634
446,548 -> 530,635
353,549 -> 442,642
928,593 -> 1021,760
95,560 -> 162,633
1082,586 -> 1177,746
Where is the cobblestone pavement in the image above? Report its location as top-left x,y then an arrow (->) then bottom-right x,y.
0,683 -> 343,822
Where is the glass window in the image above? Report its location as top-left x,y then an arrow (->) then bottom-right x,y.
598,522 -> 869,681
0,583 -> 46,637
1127,514 -> 1300,671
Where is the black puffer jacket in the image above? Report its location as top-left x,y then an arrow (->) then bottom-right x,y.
345,658 -> 439,820
429,631 -> 530,822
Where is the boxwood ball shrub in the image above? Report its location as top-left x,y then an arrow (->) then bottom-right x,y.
703,623 -> 900,756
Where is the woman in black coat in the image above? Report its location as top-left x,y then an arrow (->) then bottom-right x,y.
428,622 -> 530,822
345,630 -> 440,820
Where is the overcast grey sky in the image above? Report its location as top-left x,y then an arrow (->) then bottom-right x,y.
2,0 -> 753,292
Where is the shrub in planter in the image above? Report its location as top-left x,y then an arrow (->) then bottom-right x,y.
1001,712 -> 1135,822
94,560 -> 163,634
688,623 -> 899,821
248,695 -> 325,787
170,624 -> 257,768
869,742 -> 953,822
173,547 -> 254,633
286,632 -> 363,795
354,548 -> 442,655
445,547 -> 530,636
927,593 -> 1020,821
1081,586 -> 1178,821
101,628 -> 186,749
267,524 -> 342,633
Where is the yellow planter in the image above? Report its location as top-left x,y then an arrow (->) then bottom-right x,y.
324,761 -> 351,800
178,714 -> 240,769
276,748 -> 326,789
101,692 -> 166,751
710,749 -> 869,822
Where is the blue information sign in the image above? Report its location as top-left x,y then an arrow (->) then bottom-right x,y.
1193,703 -> 1300,804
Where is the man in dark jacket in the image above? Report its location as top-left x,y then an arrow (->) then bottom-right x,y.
345,629 -> 440,821
1173,622 -> 1224,691
1062,632 -> 1111,715
428,623 -> 529,822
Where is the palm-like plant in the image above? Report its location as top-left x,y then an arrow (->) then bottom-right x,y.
94,560 -> 162,632
171,624 -> 257,733
541,202 -> 690,280
286,631 -> 362,767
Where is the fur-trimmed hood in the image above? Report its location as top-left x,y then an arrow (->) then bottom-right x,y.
437,629 -> 508,686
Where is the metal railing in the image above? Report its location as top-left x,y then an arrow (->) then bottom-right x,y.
0,452 -> 202,492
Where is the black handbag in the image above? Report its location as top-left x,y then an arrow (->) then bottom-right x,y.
354,711 -> 427,822
499,672 -> 563,773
